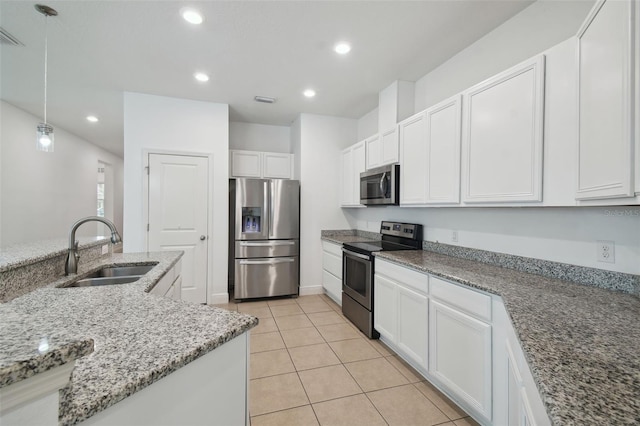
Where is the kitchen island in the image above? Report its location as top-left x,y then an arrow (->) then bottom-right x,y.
0,250 -> 258,425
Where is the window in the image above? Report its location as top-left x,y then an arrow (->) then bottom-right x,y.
97,166 -> 105,217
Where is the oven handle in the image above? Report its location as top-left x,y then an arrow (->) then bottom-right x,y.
342,248 -> 371,261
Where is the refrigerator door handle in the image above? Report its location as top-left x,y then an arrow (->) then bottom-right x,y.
269,180 -> 274,238
239,241 -> 296,246
239,258 -> 296,265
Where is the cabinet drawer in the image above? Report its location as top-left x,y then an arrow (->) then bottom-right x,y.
322,250 -> 342,278
430,276 -> 491,321
321,240 -> 343,257
322,270 -> 342,303
375,258 -> 428,294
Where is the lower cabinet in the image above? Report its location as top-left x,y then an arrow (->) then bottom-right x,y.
373,258 -> 549,426
150,260 -> 182,300
429,299 -> 492,421
321,241 -> 343,305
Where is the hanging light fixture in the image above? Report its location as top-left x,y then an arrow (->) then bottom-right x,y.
35,4 -> 57,152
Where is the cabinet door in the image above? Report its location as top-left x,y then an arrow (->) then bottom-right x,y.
399,112 -> 428,205
366,135 -> 381,170
230,150 -> 262,178
397,284 -> 428,369
429,300 -> 492,420
426,95 -> 462,204
374,274 -> 397,342
352,141 -> 366,204
263,153 -> 292,179
462,56 -> 545,203
340,148 -> 354,206
576,0 -> 636,199
381,127 -> 399,165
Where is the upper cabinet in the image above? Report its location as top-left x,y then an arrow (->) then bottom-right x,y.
399,112 -> 428,205
461,56 -> 545,203
365,134 -> 382,169
576,0 -> 638,200
341,141 -> 366,207
230,150 -> 293,179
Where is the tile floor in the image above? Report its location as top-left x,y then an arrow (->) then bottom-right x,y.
215,294 -> 479,426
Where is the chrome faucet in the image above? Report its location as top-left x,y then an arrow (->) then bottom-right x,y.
65,216 -> 122,275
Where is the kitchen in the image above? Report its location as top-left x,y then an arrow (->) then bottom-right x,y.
1,0 -> 639,425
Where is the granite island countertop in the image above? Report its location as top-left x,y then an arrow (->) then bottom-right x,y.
375,250 -> 640,425
0,251 -> 258,426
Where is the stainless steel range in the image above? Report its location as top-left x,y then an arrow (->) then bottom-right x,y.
342,221 -> 423,338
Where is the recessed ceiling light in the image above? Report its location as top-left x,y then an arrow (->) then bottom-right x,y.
194,72 -> 209,82
86,115 -> 99,123
303,89 -> 316,98
334,42 -> 351,55
181,8 -> 203,25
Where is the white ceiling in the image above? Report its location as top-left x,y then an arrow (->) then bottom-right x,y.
0,1 -> 533,157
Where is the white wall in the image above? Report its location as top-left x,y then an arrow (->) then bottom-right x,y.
123,92 -> 229,303
296,114 -> 356,293
357,108 -> 378,141
290,118 -> 302,180
229,122 -> 291,153
0,101 -> 124,247
347,0 -> 640,276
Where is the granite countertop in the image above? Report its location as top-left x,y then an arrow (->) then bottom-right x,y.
0,251 -> 258,426
321,229 -> 381,245
376,250 -> 640,425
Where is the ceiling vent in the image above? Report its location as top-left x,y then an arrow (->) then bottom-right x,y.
254,96 -> 276,104
0,27 -> 24,46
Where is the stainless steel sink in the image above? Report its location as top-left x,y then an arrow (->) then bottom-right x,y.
63,264 -> 156,288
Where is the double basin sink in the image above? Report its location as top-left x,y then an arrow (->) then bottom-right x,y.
64,264 -> 156,288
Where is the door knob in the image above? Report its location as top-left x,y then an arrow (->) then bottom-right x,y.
200,235 -> 206,241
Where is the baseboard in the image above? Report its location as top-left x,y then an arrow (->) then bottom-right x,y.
299,285 -> 323,296
208,292 -> 229,305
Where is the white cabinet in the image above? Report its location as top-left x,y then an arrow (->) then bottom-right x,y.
366,129 -> 399,170
340,141 -> 366,207
429,276 -> 492,422
321,240 -> 343,304
399,112 -> 428,205
576,0 -> 638,200
230,150 -> 293,179
374,259 -> 429,370
462,55 -> 545,203
150,259 -> 182,301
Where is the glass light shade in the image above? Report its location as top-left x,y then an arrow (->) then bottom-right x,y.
36,123 -> 54,152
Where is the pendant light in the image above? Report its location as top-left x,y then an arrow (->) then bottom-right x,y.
35,4 -> 57,152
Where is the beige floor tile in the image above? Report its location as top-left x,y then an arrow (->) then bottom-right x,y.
328,338 -> 383,363
298,364 -> 362,403
299,301 -> 333,314
386,355 -> 424,383
344,357 -> 409,392
270,304 -> 304,317
316,323 -> 361,342
250,372 -> 309,416
250,348 -> 295,379
312,394 -> 386,426
307,311 -> 346,327
280,327 -> 325,348
238,306 -> 273,319
267,297 -> 298,307
288,343 -> 341,371
251,405 -> 319,426
211,302 -> 238,311
368,338 -> 394,356
274,313 -> 313,331
251,331 -> 285,353
454,416 -> 480,426
296,295 -> 325,304
367,384 -> 449,426
251,317 -> 279,334
238,300 -> 269,308
415,381 -> 468,420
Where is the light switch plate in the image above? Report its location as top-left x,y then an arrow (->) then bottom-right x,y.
101,244 -> 109,255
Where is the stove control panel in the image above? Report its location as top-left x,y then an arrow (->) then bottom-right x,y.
380,221 -> 423,240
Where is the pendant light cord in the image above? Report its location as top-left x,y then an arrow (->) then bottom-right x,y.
43,14 -> 48,125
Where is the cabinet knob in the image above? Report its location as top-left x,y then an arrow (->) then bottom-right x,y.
200,235 -> 206,241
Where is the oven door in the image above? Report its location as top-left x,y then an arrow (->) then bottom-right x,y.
342,248 -> 372,310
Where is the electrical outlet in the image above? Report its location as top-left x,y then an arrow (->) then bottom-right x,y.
101,244 -> 109,255
452,230 -> 458,243
596,240 -> 615,263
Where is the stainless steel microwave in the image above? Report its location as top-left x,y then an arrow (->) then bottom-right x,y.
360,164 -> 400,206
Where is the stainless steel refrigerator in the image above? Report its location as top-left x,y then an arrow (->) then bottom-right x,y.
229,178 -> 300,300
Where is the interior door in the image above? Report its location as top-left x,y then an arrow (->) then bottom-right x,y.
148,153 -> 209,303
